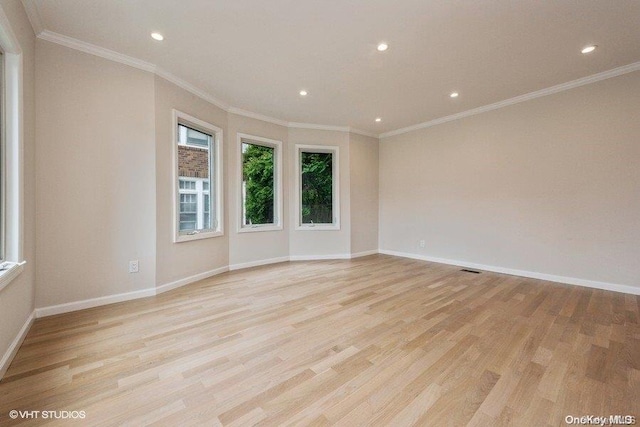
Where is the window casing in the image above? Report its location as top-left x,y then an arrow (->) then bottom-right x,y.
0,17 -> 27,292
295,144 -> 340,231
172,110 -> 223,242
237,134 -> 283,233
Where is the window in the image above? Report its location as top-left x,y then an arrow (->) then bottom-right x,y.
295,145 -> 340,230
173,110 -> 223,242
0,18 -> 27,292
238,134 -> 283,232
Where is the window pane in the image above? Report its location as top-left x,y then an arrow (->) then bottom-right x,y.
179,194 -> 198,231
177,123 -> 213,234
242,142 -> 275,225
300,152 -> 333,224
178,124 -> 210,148
179,179 -> 196,190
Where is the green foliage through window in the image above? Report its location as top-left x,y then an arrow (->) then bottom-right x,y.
242,143 -> 275,225
301,152 -> 333,224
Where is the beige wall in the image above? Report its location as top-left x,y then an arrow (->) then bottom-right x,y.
227,113 -> 289,267
349,133 -> 379,254
154,76 -> 229,286
380,71 -> 640,289
288,128 -> 351,257
31,38 -> 378,313
0,0 -> 36,369
35,40 -> 157,306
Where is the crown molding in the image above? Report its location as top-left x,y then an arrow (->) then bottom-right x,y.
288,123 -> 379,140
380,61 -> 640,139
34,29 -> 375,137
228,107 -> 289,127
38,30 -> 156,73
288,122 -> 351,132
20,0 -> 43,36
349,128 -> 379,139
27,13 -> 640,141
155,68 -> 229,111
286,122 -> 375,138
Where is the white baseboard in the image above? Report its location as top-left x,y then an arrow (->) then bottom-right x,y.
350,250 -> 379,259
290,254 -> 352,261
0,310 -> 35,380
379,249 -> 640,296
35,287 -> 156,318
229,256 -> 290,271
156,266 -> 229,294
35,267 -> 230,319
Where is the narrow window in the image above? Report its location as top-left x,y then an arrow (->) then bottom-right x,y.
173,111 -> 223,242
296,145 -> 339,230
238,134 -> 282,232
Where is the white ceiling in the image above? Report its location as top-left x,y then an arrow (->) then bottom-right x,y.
25,0 -> 640,134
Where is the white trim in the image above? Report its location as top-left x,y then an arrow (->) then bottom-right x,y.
349,128 -> 378,139
35,287 -> 156,318
33,30 -> 380,136
237,225 -> 283,234
0,5 -> 25,264
34,266 -> 230,318
288,123 -> 378,139
28,28 -> 640,140
237,133 -> 283,233
294,144 -> 340,231
229,256 -> 290,271
156,266 -> 229,294
229,251 -> 377,267
0,261 -> 25,292
0,309 -> 34,380
290,254 -> 351,261
156,68 -> 229,112
0,5 -> 25,54
350,250 -> 378,259
20,0 -> 43,35
380,61 -> 640,139
379,249 -> 640,296
228,107 -> 289,127
172,110 -> 224,243
38,30 -> 156,73
3,53 -> 24,262
289,122 -> 350,133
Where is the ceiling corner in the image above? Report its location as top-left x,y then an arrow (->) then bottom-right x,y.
21,0 -> 44,36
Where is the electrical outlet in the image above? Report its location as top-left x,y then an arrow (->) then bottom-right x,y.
129,260 -> 139,273
419,240 -> 426,248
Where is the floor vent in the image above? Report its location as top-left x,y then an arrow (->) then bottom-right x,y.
460,269 -> 481,274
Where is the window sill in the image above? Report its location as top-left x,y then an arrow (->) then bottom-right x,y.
0,261 -> 26,293
174,230 -> 224,243
238,224 -> 283,234
295,224 -> 341,231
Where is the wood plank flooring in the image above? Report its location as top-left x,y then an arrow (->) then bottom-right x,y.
1,255 -> 639,426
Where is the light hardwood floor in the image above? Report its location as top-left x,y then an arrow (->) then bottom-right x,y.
1,255 -> 639,426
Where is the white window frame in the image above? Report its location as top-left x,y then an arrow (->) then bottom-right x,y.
294,144 -> 340,231
178,177 -> 210,232
0,9 -> 26,292
172,110 -> 223,243
237,133 -> 283,233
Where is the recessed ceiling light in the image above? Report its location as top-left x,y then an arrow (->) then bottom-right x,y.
151,32 -> 164,41
377,43 -> 388,52
450,92 -> 459,98
299,90 -> 308,96
581,45 -> 597,54
375,117 -> 382,122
